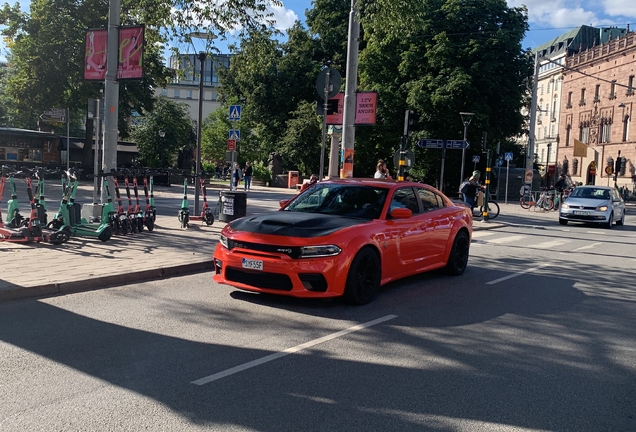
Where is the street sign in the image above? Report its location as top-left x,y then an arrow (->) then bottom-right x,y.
227,139 -> 236,151
315,67 -> 342,99
417,139 -> 444,149
40,108 -> 66,123
472,155 -> 480,163
505,152 -> 513,161
446,140 -> 469,149
229,129 -> 240,141
228,105 -> 242,121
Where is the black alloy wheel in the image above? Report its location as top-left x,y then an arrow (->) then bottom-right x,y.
343,247 -> 381,305
445,231 -> 469,275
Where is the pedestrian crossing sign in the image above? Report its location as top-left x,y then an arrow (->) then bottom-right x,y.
229,129 -> 240,141
229,105 -> 242,121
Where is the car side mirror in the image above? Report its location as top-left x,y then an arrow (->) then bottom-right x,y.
390,208 -> 412,219
279,199 -> 290,208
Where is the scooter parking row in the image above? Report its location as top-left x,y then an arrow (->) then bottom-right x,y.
0,166 -> 159,245
177,171 -> 215,229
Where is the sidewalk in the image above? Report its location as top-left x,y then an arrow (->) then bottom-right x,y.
1,186 -> 506,303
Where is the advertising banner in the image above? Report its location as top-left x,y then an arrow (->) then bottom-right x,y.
573,138 -> 588,157
355,92 -> 377,125
84,29 -> 108,81
117,25 -> 144,80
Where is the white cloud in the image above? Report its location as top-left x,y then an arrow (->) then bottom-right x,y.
602,0 -> 636,18
269,5 -> 299,30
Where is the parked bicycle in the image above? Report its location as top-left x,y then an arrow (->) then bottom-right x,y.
520,188 -> 554,211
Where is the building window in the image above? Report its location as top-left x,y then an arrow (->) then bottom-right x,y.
540,84 -> 544,95
580,126 -> 589,143
186,90 -> 193,99
628,76 -> 635,95
552,101 -> 557,120
565,125 -> 571,146
551,124 -> 556,137
567,91 -> 573,108
174,89 -> 180,98
554,79 -> 559,92
600,122 -> 611,143
211,91 -> 217,101
624,115 -> 630,141
580,88 -> 586,105
161,89 -> 167,97
595,84 -> 601,101
547,81 -> 552,93
610,81 -> 617,99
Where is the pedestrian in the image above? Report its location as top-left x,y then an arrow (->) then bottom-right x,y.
243,161 -> 253,191
300,173 -> 318,193
461,170 -> 485,212
374,160 -> 391,179
231,163 -> 242,191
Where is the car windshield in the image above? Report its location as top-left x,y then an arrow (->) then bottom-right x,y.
570,187 -> 611,200
283,184 -> 389,219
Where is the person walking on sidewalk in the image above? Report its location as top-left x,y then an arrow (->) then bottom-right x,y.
231,163 -> 242,191
462,170 -> 485,212
243,162 -> 253,191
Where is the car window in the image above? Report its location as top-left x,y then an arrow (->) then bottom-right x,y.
283,184 -> 389,219
389,188 -> 420,214
571,188 -> 610,199
417,188 -> 444,211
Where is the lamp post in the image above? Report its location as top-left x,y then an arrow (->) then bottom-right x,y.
188,32 -> 217,215
158,129 -> 165,168
459,112 -> 474,184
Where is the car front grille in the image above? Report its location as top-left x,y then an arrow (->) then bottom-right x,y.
227,239 -> 302,259
225,267 -> 293,291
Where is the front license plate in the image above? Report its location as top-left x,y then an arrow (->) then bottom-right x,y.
242,258 -> 263,270
573,210 -> 589,215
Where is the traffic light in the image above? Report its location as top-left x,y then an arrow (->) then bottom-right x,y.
404,110 -> 421,135
620,156 -> 627,176
481,131 -> 488,153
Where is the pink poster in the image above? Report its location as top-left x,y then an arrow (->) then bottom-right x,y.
84,29 -> 108,81
355,92 -> 377,125
117,26 -> 144,80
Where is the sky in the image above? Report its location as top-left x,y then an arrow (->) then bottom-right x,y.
2,0 -> 636,61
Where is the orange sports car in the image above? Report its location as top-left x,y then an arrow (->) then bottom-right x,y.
212,179 -> 472,304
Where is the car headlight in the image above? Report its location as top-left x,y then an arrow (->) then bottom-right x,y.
300,245 -> 342,258
219,234 -> 229,249
596,205 -> 609,212
561,203 -> 569,209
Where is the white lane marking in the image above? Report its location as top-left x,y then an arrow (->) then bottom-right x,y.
528,239 -> 572,249
471,231 -> 498,239
485,235 -> 526,244
572,242 -> 603,251
486,264 -> 549,285
191,314 -> 398,385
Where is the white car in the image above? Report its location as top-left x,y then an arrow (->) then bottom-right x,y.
559,186 -> 626,228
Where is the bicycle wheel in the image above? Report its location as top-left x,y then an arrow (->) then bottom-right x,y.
542,198 -> 554,211
519,196 -> 532,209
482,201 -> 500,220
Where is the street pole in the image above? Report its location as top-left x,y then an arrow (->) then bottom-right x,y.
459,112 -> 474,185
341,0 -> 359,178
320,69 -> 330,180
526,52 -> 540,188
195,52 -> 205,215
66,107 -> 70,171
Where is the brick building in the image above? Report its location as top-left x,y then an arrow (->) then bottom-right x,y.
558,31 -> 636,191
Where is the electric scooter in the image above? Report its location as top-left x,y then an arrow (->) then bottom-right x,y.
131,173 -> 145,232
142,172 -> 156,232
4,169 -> 25,229
111,171 -> 132,235
123,174 -> 139,233
0,168 -> 33,242
188,172 -> 214,226
177,173 -> 189,229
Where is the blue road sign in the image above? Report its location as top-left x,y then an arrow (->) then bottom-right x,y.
472,155 -> 480,163
417,139 -> 444,149
505,152 -> 513,161
229,129 -> 240,141
446,140 -> 469,149
229,105 -> 242,121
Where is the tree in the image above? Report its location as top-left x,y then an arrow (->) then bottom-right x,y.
278,100 -> 322,175
129,96 -> 194,168
357,0 -> 532,188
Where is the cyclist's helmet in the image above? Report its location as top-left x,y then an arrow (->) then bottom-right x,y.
472,170 -> 481,178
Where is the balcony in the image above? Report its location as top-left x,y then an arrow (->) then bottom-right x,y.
609,93 -> 617,100
593,96 -> 601,102
627,89 -> 635,96
579,99 -> 586,106
566,102 -> 572,109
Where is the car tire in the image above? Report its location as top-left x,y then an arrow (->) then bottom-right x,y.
445,231 -> 470,275
559,218 -> 568,225
343,247 -> 381,305
605,212 -> 613,229
616,211 -> 625,226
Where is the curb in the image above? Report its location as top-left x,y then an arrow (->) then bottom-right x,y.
0,260 -> 214,303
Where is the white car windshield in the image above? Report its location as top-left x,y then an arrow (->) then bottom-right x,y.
283,184 -> 389,219
569,188 -> 611,200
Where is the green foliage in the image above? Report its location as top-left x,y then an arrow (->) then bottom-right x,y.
251,161 -> 271,182
278,100 -> 322,176
129,96 -> 195,168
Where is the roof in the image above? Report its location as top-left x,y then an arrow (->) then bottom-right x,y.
533,25 -> 628,57
0,127 -> 59,139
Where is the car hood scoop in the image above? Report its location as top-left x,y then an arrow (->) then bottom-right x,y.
229,212 -> 362,237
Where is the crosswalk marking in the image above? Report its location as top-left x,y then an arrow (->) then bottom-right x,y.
572,242 -> 602,251
527,239 -> 572,249
486,235 -> 526,244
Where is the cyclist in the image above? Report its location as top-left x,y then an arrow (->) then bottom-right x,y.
462,170 -> 485,212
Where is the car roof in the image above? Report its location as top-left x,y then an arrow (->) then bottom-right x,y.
317,178 -> 435,189
577,185 -> 612,190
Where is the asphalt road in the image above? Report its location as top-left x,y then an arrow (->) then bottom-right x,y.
1,219 -> 635,431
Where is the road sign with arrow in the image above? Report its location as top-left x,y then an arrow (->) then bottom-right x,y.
40,108 -> 66,123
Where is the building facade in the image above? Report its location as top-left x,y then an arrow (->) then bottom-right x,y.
154,54 -> 231,125
558,30 -> 635,190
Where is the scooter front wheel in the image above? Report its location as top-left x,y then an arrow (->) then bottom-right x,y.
145,217 -> 155,232
204,211 -> 214,226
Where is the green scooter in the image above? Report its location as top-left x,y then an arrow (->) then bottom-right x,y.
47,169 -> 112,242
177,174 -> 189,229
5,172 -> 25,228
